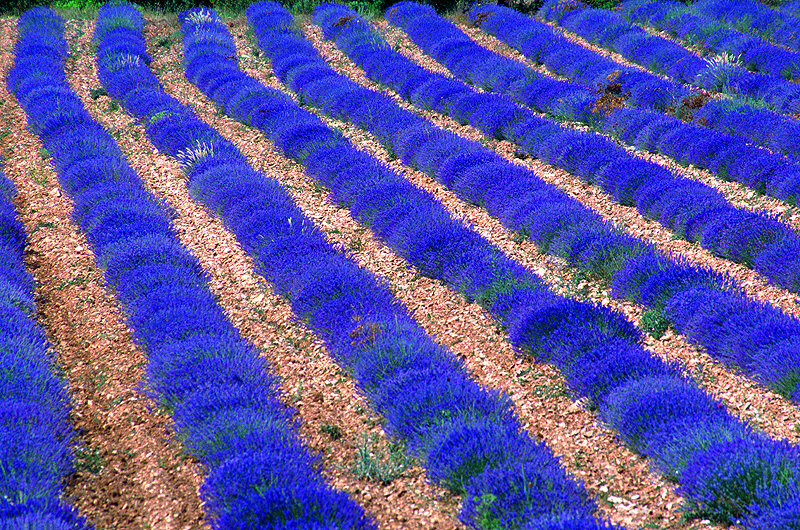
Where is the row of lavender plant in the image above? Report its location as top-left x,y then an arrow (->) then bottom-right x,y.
99,3 -> 609,528
0,159 -> 88,526
463,2 -> 800,173
391,2 -> 800,217
246,2 -> 800,526
547,0 -> 800,113
557,0 -> 800,161
551,0 -> 800,87
471,3 -> 694,116
309,1 -> 800,403
688,0 -> 800,52
615,0 -> 800,83
332,1 -> 800,296
9,5 -> 374,528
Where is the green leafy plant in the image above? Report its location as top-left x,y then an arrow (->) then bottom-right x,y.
640,309 -> 671,339
350,434 -> 411,484
52,0 -> 104,8
89,87 -> 108,100
320,424 -> 343,440
148,109 -> 171,124
74,446 -> 104,474
474,493 -> 501,530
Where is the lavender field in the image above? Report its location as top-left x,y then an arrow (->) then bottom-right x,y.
3,0 -> 800,528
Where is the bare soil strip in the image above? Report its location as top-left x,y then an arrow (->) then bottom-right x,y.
1,18 -> 205,529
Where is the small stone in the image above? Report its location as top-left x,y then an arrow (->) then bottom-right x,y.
607,495 -> 624,504
252,293 -> 264,303
567,400 -> 585,413
50,187 -> 61,197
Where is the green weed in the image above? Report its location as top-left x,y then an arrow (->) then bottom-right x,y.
350,434 -> 411,484
320,424 -> 343,441
74,446 -> 104,474
640,308 -> 671,340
